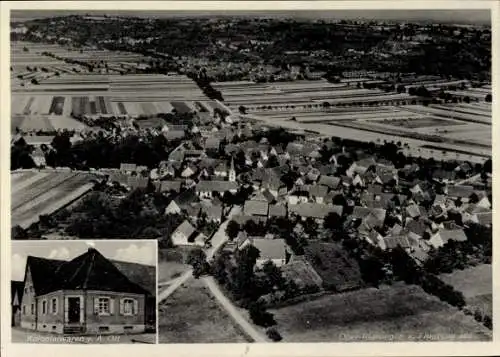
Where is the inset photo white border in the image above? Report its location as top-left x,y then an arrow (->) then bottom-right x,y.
10,240 -> 157,344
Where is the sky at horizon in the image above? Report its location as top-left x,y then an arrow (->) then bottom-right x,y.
11,240 -> 156,281
10,9 -> 491,25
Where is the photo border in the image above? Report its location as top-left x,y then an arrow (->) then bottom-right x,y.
1,1 -> 498,356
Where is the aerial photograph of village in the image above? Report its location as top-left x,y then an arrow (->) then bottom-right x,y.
9,8 -> 492,344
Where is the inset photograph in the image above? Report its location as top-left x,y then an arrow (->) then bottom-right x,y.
11,240 -> 157,344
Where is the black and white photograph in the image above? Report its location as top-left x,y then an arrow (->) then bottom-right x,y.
4,1 -> 495,350
10,240 -> 157,344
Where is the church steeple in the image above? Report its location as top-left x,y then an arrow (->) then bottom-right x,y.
229,157 -> 236,182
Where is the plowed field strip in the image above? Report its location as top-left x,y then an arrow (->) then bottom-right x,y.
12,172 -> 77,210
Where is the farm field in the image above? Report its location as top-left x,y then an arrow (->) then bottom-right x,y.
379,117 -> 463,128
407,104 -> 490,124
270,283 -> 492,342
158,278 -> 249,343
11,170 -> 97,229
218,78 -> 491,162
439,264 -> 492,316
12,72 -> 213,127
245,112 -> 490,163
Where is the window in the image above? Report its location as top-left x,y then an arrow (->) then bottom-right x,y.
122,299 -> 134,315
22,305 -> 26,315
30,303 -> 34,315
42,300 -> 47,314
98,297 -> 110,315
51,298 -> 58,314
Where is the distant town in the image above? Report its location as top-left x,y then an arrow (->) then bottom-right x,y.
10,12 -> 492,344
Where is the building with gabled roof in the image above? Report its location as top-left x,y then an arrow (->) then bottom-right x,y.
244,200 -> 269,217
171,220 -> 206,246
250,238 -> 289,269
428,228 -> 468,249
195,180 -> 238,199
18,248 -> 153,335
289,203 -> 343,221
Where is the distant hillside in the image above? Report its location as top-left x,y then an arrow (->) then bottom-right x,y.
11,9 -> 491,26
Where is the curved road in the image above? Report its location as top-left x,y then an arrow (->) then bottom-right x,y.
158,205 -> 242,303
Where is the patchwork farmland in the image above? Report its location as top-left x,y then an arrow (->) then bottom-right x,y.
213,79 -> 491,163
11,41 -> 217,132
12,72 -> 216,131
11,170 -> 97,229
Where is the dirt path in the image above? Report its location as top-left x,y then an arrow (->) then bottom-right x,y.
202,276 -> 268,342
158,269 -> 193,302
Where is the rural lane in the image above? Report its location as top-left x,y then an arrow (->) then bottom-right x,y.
202,276 -> 268,343
455,173 -> 482,185
158,204 -> 241,302
206,205 -> 242,261
158,269 -> 193,302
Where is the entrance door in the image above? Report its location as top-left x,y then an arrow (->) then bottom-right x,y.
67,297 -> 81,323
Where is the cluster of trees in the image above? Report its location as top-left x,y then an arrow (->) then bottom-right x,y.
212,246 -> 298,330
424,224 -> 492,274
252,127 -> 303,148
11,137 -> 36,170
186,248 -> 210,278
36,187 -> 184,244
340,234 -> 468,310
463,305 -> 492,330
36,131 -> 182,170
19,14 -> 490,82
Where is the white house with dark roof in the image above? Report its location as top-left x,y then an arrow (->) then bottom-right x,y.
164,200 -> 181,215
171,220 -> 206,246
195,180 -> 238,199
242,238 -> 289,269
428,228 -> 467,249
